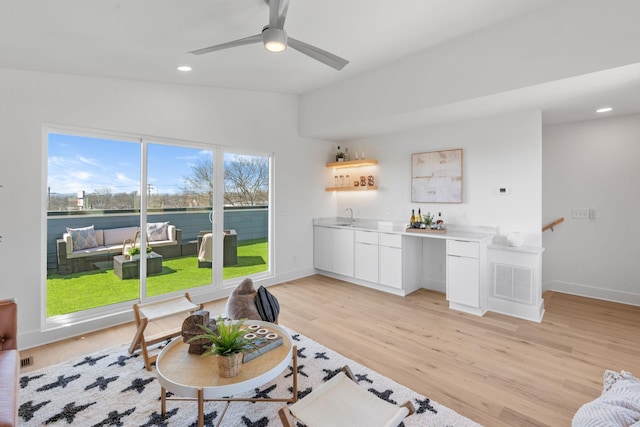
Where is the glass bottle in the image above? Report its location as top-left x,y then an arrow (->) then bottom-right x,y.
410,209 -> 416,228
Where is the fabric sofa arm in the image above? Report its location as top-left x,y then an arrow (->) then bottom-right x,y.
63,232 -> 73,255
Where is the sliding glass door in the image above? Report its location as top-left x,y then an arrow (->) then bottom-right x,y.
45,128 -> 272,324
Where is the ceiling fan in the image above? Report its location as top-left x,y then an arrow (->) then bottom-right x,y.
188,0 -> 349,71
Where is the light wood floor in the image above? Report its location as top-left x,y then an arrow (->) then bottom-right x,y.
21,275 -> 640,426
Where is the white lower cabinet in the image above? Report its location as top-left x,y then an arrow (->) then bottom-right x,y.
313,226 -> 354,277
379,233 -> 403,289
313,226 -> 333,271
332,228 -> 354,277
355,230 -> 379,283
446,255 -> 479,306
446,239 -> 487,316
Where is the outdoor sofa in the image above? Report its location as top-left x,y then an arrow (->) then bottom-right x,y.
56,223 -> 181,274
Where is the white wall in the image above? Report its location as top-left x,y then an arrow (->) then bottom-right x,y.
299,0 -> 640,140
325,110 -> 542,292
335,110 -> 542,244
542,114 -> 640,304
0,68 -> 335,348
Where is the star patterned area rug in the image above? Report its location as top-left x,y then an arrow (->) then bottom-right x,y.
18,327 -> 481,426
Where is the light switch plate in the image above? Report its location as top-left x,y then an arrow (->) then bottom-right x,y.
572,208 -> 590,219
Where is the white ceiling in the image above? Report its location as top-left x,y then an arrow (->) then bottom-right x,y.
1,0 -> 639,131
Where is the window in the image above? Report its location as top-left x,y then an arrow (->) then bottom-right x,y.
46,128 -> 271,323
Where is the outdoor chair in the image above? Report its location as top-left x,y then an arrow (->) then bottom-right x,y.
278,365 -> 415,427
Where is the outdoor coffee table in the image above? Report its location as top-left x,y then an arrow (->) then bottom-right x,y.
113,252 -> 163,279
155,320 -> 298,427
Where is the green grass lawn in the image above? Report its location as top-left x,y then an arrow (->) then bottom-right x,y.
46,239 -> 267,317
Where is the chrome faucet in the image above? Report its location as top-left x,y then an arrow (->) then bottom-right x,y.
345,208 -> 354,225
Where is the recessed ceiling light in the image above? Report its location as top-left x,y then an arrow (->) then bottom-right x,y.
177,66 -> 192,72
596,107 -> 613,113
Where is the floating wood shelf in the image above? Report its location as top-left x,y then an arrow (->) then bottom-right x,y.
326,159 -> 378,169
326,186 -> 378,192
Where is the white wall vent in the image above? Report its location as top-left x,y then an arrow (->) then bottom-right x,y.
493,263 -> 533,304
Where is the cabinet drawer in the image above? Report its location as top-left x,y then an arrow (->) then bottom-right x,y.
447,240 -> 479,258
379,233 -> 402,248
355,230 -> 378,244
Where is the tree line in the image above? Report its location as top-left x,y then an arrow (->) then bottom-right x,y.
47,156 -> 268,211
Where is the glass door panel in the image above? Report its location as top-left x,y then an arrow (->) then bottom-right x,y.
46,132 -> 141,318
144,143 -> 214,299
222,152 -> 270,280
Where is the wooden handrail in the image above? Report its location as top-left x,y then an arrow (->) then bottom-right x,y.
542,217 -> 564,232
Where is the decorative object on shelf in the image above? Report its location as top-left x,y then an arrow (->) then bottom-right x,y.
507,232 -> 524,247
435,212 -> 445,229
367,175 -> 374,186
409,209 -> 434,229
336,146 -> 345,162
187,317 -> 256,378
411,149 -> 463,203
324,158 -> 379,191
182,310 -> 217,354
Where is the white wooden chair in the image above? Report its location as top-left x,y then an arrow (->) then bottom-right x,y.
278,365 -> 415,427
128,292 -> 202,371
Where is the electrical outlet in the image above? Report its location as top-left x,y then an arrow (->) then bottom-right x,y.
572,208 -> 590,219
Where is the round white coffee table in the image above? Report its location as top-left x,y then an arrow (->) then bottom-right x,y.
155,320 -> 298,427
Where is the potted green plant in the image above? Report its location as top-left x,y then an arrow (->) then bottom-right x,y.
335,146 -> 345,162
188,317 -> 255,378
128,245 -> 152,258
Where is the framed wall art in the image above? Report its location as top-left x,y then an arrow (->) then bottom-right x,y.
411,149 -> 463,203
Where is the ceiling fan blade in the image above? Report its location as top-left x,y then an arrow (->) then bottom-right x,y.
188,34 -> 262,55
288,37 -> 349,70
269,0 -> 281,28
268,0 -> 289,29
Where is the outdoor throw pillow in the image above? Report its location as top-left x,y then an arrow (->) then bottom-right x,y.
255,285 -> 280,323
67,225 -> 98,251
226,278 -> 261,320
147,222 -> 169,242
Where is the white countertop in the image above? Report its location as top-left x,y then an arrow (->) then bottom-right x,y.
314,217 -> 496,243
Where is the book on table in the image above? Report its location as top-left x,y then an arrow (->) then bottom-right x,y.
242,330 -> 284,363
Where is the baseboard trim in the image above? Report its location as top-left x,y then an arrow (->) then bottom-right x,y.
544,280 -> 640,307
488,297 -> 544,322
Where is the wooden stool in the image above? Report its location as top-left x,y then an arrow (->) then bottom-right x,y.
129,293 -> 203,371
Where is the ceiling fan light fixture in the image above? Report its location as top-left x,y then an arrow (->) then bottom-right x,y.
262,27 -> 287,52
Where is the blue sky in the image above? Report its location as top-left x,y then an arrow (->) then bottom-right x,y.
47,133 -> 211,195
